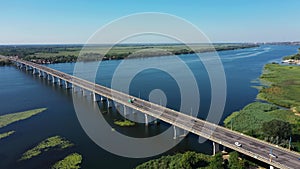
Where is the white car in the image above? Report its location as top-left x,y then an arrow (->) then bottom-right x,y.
235,141 -> 242,147
269,153 -> 278,158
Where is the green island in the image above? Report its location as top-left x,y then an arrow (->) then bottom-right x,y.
135,151 -> 256,169
20,135 -> 74,161
0,44 -> 258,63
52,153 -> 82,169
224,62 -> 300,151
0,131 -> 15,140
114,119 -> 135,127
0,108 -> 47,128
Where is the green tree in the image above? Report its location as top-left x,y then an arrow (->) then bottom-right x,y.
228,152 -> 244,169
178,151 -> 210,169
179,151 -> 197,169
262,119 -> 292,140
209,153 -> 224,169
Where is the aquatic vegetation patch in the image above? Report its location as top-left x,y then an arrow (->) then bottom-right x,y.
20,135 -> 74,161
114,119 -> 135,127
0,130 -> 15,140
0,108 -> 47,128
52,153 -> 82,169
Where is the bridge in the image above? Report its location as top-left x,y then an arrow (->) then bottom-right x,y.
7,57 -> 300,169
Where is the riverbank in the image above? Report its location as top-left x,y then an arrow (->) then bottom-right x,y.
282,48 -> 300,64
0,44 -> 259,64
135,151 -> 258,169
224,61 -> 300,151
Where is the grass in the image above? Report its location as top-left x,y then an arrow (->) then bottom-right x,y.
0,108 -> 47,128
0,131 -> 15,140
52,153 -> 82,169
20,136 -> 74,161
224,102 -> 300,137
114,119 -> 135,127
258,64 -> 300,108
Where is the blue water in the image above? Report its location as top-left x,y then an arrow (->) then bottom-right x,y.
0,45 -> 299,169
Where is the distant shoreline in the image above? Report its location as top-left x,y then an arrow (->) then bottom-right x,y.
0,44 -> 259,64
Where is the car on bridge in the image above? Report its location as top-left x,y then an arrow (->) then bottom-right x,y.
269,153 -> 278,158
235,141 -> 242,147
128,98 -> 135,103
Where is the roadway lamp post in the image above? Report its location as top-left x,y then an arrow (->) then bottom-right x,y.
231,118 -> 234,130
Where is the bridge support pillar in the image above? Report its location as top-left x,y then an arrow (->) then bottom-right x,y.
43,72 -> 48,78
72,86 -> 78,92
101,96 -> 106,102
212,142 -> 220,156
123,105 -> 127,116
107,99 -> 112,108
182,129 -> 188,137
52,76 -> 58,83
58,79 -> 63,86
39,70 -> 44,77
33,68 -> 38,75
47,74 -> 52,81
144,114 -> 149,126
26,65 -> 32,71
173,126 -> 177,139
93,93 -> 100,101
172,126 -> 187,139
65,81 -> 72,89
82,89 -> 87,96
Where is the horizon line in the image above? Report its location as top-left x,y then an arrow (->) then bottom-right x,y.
0,41 -> 299,46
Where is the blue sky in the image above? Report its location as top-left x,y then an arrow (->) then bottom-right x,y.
1,0 -> 300,44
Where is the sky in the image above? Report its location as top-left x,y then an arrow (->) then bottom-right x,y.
0,0 -> 300,44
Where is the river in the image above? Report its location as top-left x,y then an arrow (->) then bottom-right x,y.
0,45 -> 299,169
